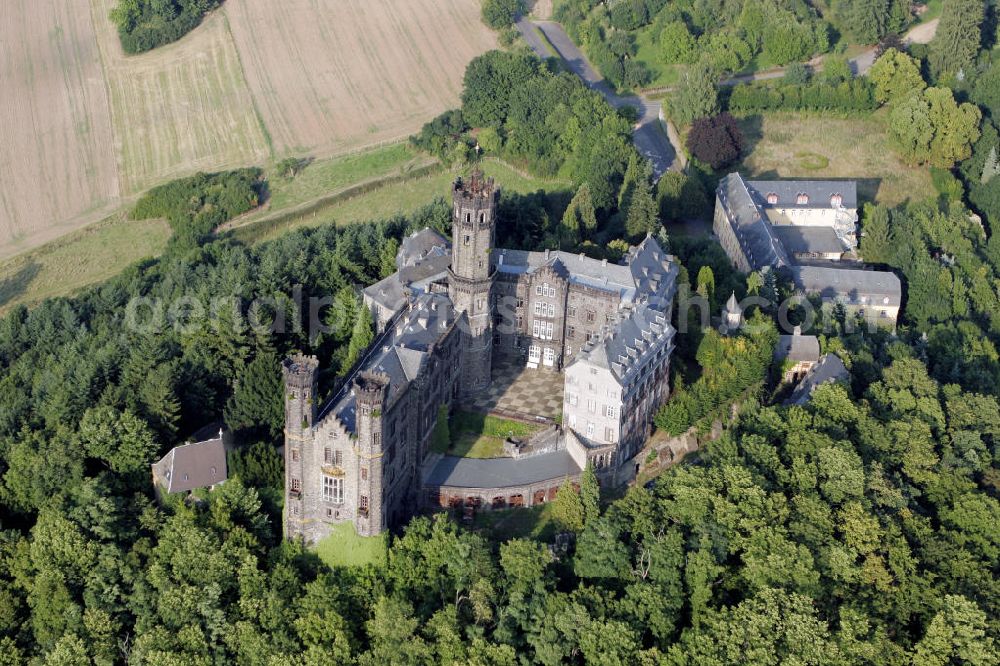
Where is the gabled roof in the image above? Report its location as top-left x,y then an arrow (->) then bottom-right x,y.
494,235 -> 677,305
152,433 -> 227,494
573,300 -> 675,384
791,265 -> 902,307
747,179 -> 858,210
774,332 -> 821,364
786,353 -> 850,405
717,173 -> 791,271
398,227 -> 449,268
324,293 -> 456,433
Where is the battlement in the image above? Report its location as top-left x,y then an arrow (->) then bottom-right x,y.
282,354 -> 319,388
354,371 -> 390,404
453,169 -> 497,199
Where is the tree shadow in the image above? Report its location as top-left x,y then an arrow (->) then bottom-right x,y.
0,261 -> 41,310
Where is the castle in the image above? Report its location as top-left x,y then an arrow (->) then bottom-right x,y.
283,172 -> 678,541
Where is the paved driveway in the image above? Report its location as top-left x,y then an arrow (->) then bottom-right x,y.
516,18 -> 679,179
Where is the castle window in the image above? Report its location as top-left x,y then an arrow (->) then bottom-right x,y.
290,478 -> 301,493
587,399 -> 597,413
464,234 -> 470,245
568,306 -> 576,317
466,213 -> 471,223
359,495 -> 369,516
586,310 -> 596,323
796,193 -> 809,205
323,476 -> 344,504
605,405 -> 618,419
586,422 -> 595,437
766,192 -> 778,205
480,213 -> 485,223
535,285 -> 543,296
605,427 -> 615,442
291,449 -> 299,462
568,326 -> 576,338
361,467 -> 368,481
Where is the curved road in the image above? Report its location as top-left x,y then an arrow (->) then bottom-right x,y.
516,17 -> 939,178
516,19 -> 680,178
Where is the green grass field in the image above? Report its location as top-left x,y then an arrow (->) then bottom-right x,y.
232,157 -> 572,246
734,111 -> 934,207
314,521 -> 388,568
634,25 -> 681,89
0,213 -> 172,314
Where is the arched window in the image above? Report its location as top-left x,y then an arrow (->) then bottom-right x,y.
766,192 -> 778,205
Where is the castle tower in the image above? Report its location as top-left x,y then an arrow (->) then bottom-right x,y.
353,371 -> 389,537
448,171 -> 498,396
282,354 -> 319,539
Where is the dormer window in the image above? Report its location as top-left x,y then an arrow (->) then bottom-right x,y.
766,192 -> 778,205
830,193 -> 843,207
796,193 -> 809,205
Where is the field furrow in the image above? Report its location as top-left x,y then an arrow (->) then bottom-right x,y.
90,0 -> 270,195
224,0 -> 497,159
0,0 -> 120,258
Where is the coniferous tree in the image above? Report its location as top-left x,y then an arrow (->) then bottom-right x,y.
552,479 -> 585,532
224,347 -> 284,439
625,175 -> 658,241
929,0 -> 986,77
344,302 -> 375,373
580,463 -> 600,526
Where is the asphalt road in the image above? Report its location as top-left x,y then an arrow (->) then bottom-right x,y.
516,18 -> 679,179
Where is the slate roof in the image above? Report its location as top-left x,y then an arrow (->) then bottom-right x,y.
717,173 -> 791,271
152,433 -> 227,494
574,301 -> 674,385
791,265 -> 902,307
771,225 -> 846,256
323,293 -> 456,433
425,450 -> 582,489
774,332 -> 821,363
398,227 -> 449,268
495,236 -> 677,305
747,179 -> 858,210
786,353 -> 850,405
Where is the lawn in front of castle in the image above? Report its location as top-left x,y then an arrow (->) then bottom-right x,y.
315,522 -> 388,569
430,410 -> 542,459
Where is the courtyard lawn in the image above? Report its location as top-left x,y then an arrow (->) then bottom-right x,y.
436,411 -> 543,459
733,110 -> 934,207
314,521 -> 388,569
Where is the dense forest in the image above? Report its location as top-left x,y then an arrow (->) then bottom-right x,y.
110,0 -> 220,54
1,3 -> 999,661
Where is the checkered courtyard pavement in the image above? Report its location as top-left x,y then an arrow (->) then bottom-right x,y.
466,360 -> 564,420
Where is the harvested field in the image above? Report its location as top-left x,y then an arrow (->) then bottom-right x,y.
0,0 -> 120,259
224,0 -> 496,158
735,111 -> 933,207
91,0 -> 270,195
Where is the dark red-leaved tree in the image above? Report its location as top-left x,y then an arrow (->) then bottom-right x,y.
685,112 -> 745,170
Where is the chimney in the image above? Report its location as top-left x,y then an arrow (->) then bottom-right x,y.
545,248 -> 550,259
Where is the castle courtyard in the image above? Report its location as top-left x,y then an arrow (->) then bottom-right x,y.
466,360 -> 565,421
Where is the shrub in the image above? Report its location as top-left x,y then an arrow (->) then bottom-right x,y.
131,168 -> 263,249
481,0 -> 525,30
728,79 -> 877,114
686,113 -> 745,169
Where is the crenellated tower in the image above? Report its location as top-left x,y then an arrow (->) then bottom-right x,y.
353,371 -> 389,537
448,171 -> 498,396
282,353 -> 319,539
